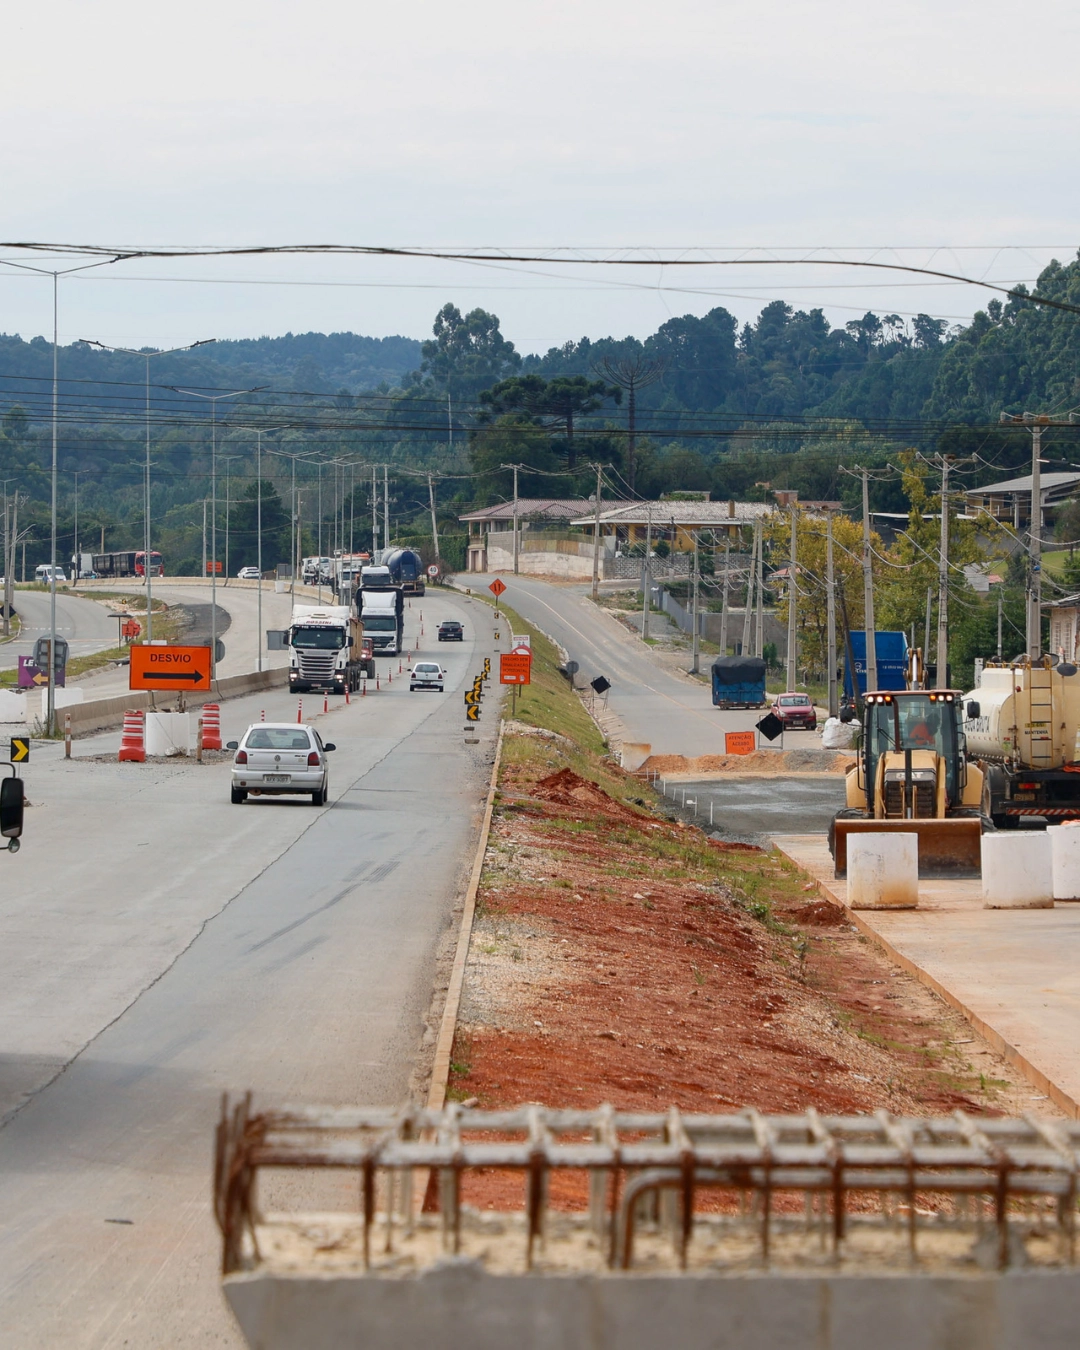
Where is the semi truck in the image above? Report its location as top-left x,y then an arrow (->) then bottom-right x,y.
711,656 -> 767,709
965,658 -> 1080,827
287,604 -> 375,694
360,587 -> 404,655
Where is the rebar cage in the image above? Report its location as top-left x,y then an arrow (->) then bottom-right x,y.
215,1096 -> 1080,1278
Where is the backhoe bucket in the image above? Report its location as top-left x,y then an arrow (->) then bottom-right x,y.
832,816 -> 983,880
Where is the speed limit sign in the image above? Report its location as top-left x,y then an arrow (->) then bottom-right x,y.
427,564 -> 440,578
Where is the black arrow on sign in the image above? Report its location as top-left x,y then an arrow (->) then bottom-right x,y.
143,671 -> 207,683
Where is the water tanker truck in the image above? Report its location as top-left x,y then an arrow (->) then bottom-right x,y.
965,658 -> 1080,828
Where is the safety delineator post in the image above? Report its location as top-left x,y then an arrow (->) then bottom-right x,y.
64,712 -> 71,759
323,694 -> 329,713
376,674 -> 380,691
201,703 -> 222,751
345,685 -> 351,705
118,709 -> 146,763
297,699 -> 303,723
361,679 -> 366,697
260,708 -> 266,722
388,669 -> 392,684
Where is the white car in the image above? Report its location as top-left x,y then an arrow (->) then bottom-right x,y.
410,661 -> 445,692
236,566 -> 261,580
226,723 -> 335,805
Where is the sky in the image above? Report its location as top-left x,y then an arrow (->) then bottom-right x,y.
1,0 -> 1078,354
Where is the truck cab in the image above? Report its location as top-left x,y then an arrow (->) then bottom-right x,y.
288,605 -> 372,693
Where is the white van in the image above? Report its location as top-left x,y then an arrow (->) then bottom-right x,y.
34,564 -> 67,585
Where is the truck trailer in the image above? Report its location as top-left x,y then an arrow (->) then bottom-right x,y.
711,656 -> 767,709
966,658 -> 1080,827
288,604 -> 374,694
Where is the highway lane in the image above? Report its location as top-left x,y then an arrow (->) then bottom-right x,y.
0,587 -> 502,1348
0,587 -> 118,671
465,574 -> 819,759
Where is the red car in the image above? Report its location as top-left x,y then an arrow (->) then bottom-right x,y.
771,691 -> 817,731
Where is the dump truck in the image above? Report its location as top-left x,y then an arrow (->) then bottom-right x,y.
965,658 -> 1080,827
287,604 -> 374,694
829,688 -> 984,878
711,656 -> 767,709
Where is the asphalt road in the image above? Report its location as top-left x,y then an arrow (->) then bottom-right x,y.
0,587 -> 502,1348
0,587 -> 118,671
464,574 -> 819,759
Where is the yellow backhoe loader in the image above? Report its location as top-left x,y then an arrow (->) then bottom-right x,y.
829,689 -> 985,878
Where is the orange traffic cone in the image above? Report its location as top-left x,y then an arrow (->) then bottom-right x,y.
118,709 -> 146,763
201,703 -> 222,751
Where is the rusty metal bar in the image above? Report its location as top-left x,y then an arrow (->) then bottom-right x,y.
214,1100 -> 1080,1277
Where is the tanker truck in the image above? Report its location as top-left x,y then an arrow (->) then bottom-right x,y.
965,658 -> 1080,828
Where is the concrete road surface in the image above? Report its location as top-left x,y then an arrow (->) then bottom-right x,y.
664,774 -> 848,844
0,587 -> 502,1348
464,574 -> 819,759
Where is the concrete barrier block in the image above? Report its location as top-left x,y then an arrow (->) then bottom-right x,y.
847,832 -> 919,909
620,743 -> 651,772
982,832 -> 1053,908
145,711 -> 191,756
1051,822 -> 1080,901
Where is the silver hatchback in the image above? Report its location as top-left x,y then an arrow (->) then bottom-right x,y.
227,723 -> 335,805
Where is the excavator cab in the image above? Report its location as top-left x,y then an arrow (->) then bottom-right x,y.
830,690 -> 985,878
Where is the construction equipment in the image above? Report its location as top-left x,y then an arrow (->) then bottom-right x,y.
967,657 -> 1080,827
830,689 -> 984,878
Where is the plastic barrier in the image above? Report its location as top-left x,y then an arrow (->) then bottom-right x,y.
847,833 -> 918,909
118,710 -> 146,763
982,832 -> 1053,908
201,703 -> 222,751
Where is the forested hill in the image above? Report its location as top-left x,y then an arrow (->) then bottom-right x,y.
0,330 -> 422,410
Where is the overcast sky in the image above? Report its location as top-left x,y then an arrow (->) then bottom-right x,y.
1,0 -> 1077,354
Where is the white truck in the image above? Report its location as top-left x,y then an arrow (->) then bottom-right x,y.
287,604 -> 375,694
359,588 -> 404,656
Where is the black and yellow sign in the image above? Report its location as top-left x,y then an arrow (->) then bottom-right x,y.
465,704 -> 480,722
465,689 -> 480,706
9,737 -> 28,764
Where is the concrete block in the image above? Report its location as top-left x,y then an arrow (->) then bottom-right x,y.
145,711 -> 191,756
982,832 -> 1054,908
847,832 -> 918,909
620,742 -> 651,772
0,688 -> 27,723
1051,822 -> 1080,901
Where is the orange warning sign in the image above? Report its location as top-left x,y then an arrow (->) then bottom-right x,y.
724,730 -> 756,755
129,644 -> 212,691
488,578 -> 507,598
500,651 -> 532,685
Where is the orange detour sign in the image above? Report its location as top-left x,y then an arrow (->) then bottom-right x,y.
725,730 -> 756,755
500,651 -> 532,685
488,578 -> 507,598
129,644 -> 212,691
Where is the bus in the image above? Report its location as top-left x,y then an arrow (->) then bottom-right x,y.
91,550 -> 165,579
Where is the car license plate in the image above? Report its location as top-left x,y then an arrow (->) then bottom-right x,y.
263,773 -> 290,783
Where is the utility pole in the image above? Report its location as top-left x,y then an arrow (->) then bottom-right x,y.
997,586 -> 1003,660
428,473 -> 440,561
383,464 -> 389,554
754,517 -> 764,659
371,465 -> 378,555
923,588 -> 932,687
201,499 -> 207,581
1000,412 -> 1080,657
512,464 -> 520,575
861,468 -> 878,694
719,538 -> 730,656
691,531 -> 701,674
826,509 -> 838,717
641,504 -> 652,641
591,462 -> 603,601
740,523 -> 754,659
785,504 -> 798,689
937,458 -> 951,688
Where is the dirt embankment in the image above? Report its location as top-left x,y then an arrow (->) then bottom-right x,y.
640,749 -> 853,775
451,743 -> 1054,1163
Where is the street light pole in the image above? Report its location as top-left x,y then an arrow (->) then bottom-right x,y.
172,385 -> 264,677
84,338 -> 215,642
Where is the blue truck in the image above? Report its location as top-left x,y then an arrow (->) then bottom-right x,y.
711,656 -> 767,709
843,630 -> 908,700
